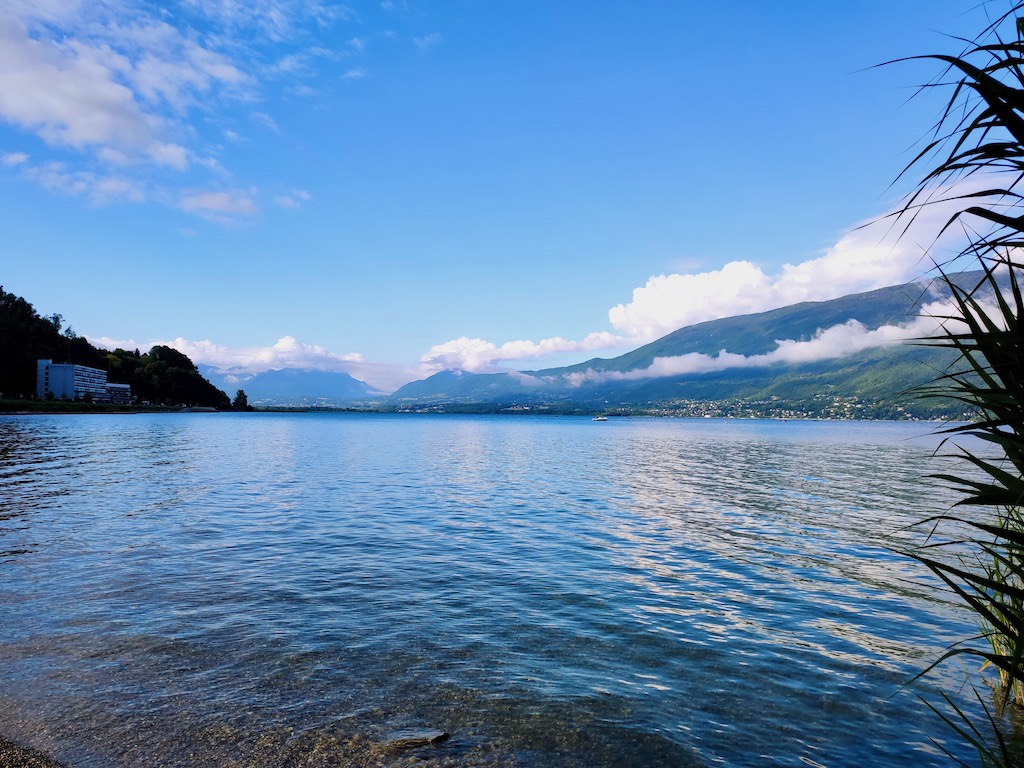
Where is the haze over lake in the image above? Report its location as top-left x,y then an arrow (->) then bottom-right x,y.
0,413 -> 984,767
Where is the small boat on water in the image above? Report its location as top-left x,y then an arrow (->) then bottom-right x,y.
592,416 -> 608,421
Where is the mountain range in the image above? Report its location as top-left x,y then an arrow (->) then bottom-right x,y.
207,274 -> 972,419
385,276 -> 963,418
200,366 -> 382,407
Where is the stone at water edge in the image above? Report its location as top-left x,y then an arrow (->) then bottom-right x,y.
382,729 -> 450,750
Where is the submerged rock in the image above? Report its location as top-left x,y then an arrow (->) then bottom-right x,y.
381,729 -> 450,750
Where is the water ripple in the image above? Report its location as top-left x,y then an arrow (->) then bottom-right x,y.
0,414 -> 989,767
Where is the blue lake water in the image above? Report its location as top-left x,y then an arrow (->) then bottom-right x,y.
0,413 -> 991,766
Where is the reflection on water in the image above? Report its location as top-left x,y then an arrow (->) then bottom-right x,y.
0,414 -> 984,766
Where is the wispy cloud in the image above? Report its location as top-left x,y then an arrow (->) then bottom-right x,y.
421,332 -> 625,373
89,333 -> 414,392
274,189 -> 311,208
605,200 -> 962,342
413,32 -> 442,51
0,0 -> 352,220
23,162 -> 145,203
0,6 -> 244,165
271,53 -> 309,75
180,188 -> 259,221
250,111 -> 281,133
179,0 -> 355,41
419,188 -> 982,374
560,297 -> 976,387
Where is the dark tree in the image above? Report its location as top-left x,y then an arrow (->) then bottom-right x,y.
0,285 -> 231,409
0,286 -> 68,397
232,389 -> 252,411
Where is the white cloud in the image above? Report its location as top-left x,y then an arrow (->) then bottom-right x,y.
419,189 -> 986,375
421,331 -> 626,373
186,335 -> 364,371
148,142 -> 189,170
89,333 -> 415,393
342,66 -> 367,80
251,111 -> 280,132
607,261 -> 772,341
91,174 -> 145,203
180,188 -> 259,219
413,32 -> 442,51
0,8 -> 247,166
0,1 -> 346,216
275,189 -> 311,208
23,161 -> 145,203
92,334 -> 365,372
271,53 -> 308,75
565,300 -> 959,387
0,14 -> 154,152
27,162 -> 89,196
194,155 -> 227,174
606,200 -> 965,342
180,0 -> 353,40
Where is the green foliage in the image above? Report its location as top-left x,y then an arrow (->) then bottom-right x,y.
893,4 -> 1024,764
0,286 -> 229,409
393,340 -> 964,418
0,286 -> 68,397
542,280 -> 940,377
110,345 -> 229,408
232,389 -> 252,411
911,263 -> 1024,718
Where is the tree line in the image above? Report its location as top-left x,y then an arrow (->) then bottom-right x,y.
0,285 -> 231,409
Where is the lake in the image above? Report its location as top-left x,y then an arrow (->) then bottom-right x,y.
0,413 -> 990,766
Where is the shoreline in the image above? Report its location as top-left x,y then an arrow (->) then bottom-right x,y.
0,736 -> 66,768
0,404 -> 962,422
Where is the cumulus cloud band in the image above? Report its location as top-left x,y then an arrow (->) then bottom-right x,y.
565,304 -> 954,387
419,185 -> 986,375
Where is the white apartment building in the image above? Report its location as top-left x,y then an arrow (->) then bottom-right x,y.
36,359 -> 132,403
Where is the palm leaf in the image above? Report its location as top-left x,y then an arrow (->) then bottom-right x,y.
894,6 -> 1024,764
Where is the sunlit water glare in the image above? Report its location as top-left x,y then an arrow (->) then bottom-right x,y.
0,413 -> 988,766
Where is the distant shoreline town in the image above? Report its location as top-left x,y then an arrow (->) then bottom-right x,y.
1,278 -> 970,421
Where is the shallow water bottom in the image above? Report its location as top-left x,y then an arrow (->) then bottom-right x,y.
0,414 -> 992,767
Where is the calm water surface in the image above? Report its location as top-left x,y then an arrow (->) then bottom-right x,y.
0,413 -> 988,766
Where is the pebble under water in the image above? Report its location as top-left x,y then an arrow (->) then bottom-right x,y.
0,413 -> 992,766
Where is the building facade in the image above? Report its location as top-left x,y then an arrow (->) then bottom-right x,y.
36,359 -> 132,403
105,382 -> 133,404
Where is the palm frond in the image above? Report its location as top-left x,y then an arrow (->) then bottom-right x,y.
894,5 -> 1024,765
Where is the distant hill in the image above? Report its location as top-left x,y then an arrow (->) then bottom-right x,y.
0,274 -> 976,418
389,369 -> 529,401
203,367 -> 380,406
541,279 -> 936,375
0,285 -> 230,409
387,276 -> 966,419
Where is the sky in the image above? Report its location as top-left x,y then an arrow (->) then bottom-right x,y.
0,0 -> 1011,392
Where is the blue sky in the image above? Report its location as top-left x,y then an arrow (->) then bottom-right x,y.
0,0 -> 1005,391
